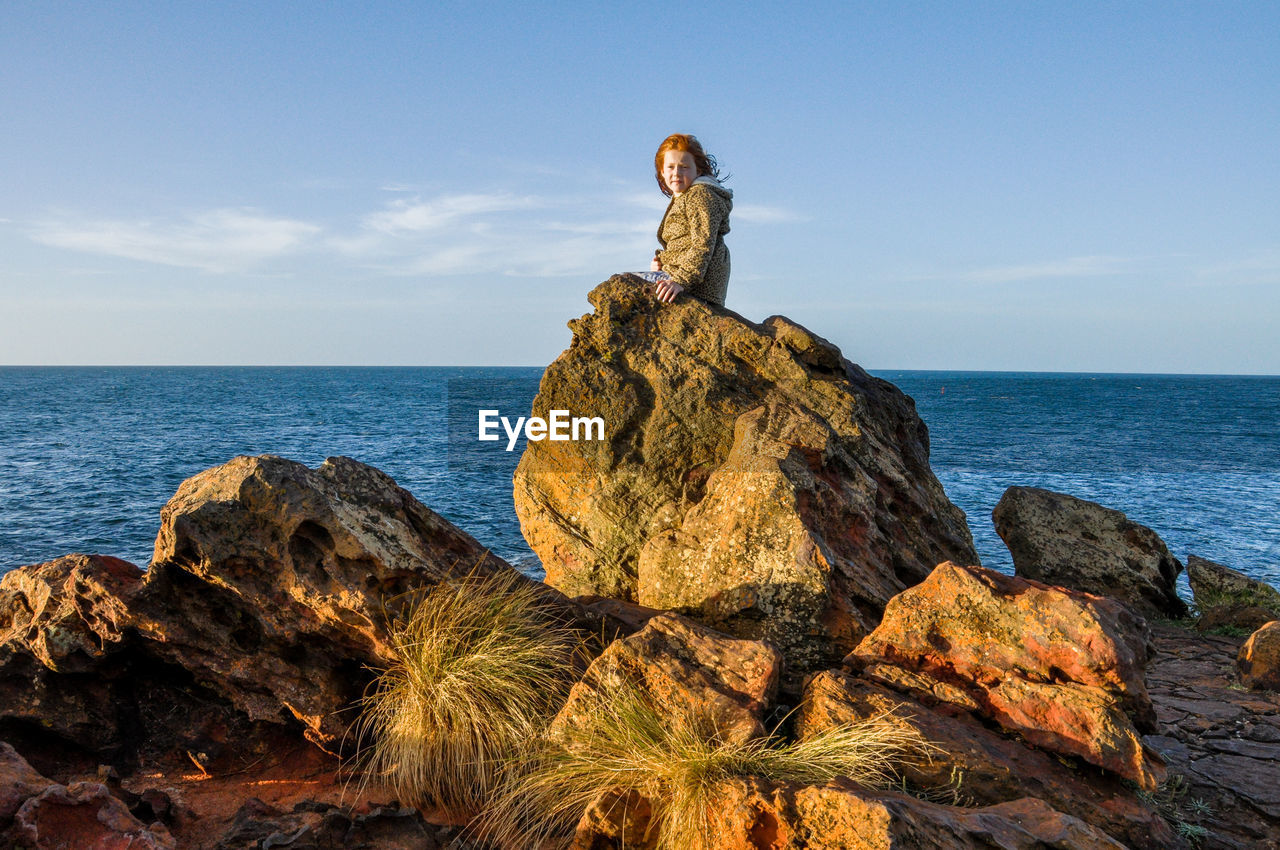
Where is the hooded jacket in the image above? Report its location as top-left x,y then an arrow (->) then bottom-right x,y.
656,176 -> 732,306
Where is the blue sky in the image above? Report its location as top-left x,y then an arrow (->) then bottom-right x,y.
2,2 -> 1277,372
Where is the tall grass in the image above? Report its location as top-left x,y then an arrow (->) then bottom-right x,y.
486,678 -> 936,849
352,568 -> 580,817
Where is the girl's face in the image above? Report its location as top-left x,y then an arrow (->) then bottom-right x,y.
662,150 -> 698,195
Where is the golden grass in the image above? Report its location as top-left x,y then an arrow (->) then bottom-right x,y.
352,568 -> 580,817
485,678 -> 936,849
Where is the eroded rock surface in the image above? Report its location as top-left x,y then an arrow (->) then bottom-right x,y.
1189,555 -> 1280,631
993,485 -> 1188,618
797,671 -> 1175,849
847,562 -> 1166,790
515,275 -> 976,676
550,611 -> 781,747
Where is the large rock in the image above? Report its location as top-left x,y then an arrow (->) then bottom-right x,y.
515,276 -> 976,676
132,454 -> 535,750
797,671 -> 1174,849
1238,621 -> 1280,691
0,554 -> 145,756
848,562 -> 1167,790
992,485 -> 1188,618
572,777 -> 1127,849
0,455 -> 571,766
1189,554 -> 1280,623
0,742 -> 51,830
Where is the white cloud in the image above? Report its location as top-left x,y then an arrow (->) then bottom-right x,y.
945,255 -> 1136,284
27,208 -> 319,273
732,204 -> 803,224
363,193 -> 541,234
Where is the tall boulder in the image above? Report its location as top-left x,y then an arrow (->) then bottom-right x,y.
992,486 -> 1187,619
847,562 -> 1166,790
514,276 -> 976,677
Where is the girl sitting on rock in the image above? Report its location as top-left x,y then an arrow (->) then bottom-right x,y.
641,133 -> 733,306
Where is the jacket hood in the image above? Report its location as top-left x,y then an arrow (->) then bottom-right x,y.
686,175 -> 733,200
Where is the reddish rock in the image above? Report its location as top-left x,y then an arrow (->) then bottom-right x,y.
848,562 -> 1166,790
796,671 -> 1175,849
550,612 -> 781,746
573,777 -> 1127,849
515,276 -> 976,678
0,741 -> 51,829
133,454 -> 539,750
11,781 -> 175,849
992,486 -> 1188,618
0,555 -> 145,755
1238,621 -> 1280,691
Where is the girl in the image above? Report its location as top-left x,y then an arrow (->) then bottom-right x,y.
644,134 -> 733,306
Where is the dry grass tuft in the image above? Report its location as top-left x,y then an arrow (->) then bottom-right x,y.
486,678 -> 936,849
352,568 -> 580,817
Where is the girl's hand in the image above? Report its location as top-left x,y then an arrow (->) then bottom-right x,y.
650,256 -> 663,272
654,278 -> 684,303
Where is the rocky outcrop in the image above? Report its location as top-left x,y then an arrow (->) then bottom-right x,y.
0,455 -> 565,767
1189,554 -> 1280,629
992,485 -> 1188,618
550,611 -> 781,747
514,276 -> 976,677
1238,621 -> 1280,691
847,562 -> 1166,790
797,671 -> 1175,849
0,742 -> 50,831
572,777 -> 1127,849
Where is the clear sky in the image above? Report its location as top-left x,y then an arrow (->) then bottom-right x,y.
2,2 -> 1277,373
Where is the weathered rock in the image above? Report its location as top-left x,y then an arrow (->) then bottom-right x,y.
550,611 -> 780,746
0,741 -> 51,829
1196,602 -> 1278,634
992,485 -> 1188,618
214,797 -> 453,850
133,454 -> 531,750
515,276 -> 976,677
0,555 -> 145,756
11,781 -> 176,849
848,562 -> 1167,790
797,671 -> 1175,849
573,777 -> 1127,849
1189,554 -> 1280,621
1239,621 -> 1280,691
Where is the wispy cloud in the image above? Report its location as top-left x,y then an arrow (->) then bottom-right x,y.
733,203 -> 803,224
363,193 -> 541,233
27,208 -> 320,273
954,255 -> 1134,283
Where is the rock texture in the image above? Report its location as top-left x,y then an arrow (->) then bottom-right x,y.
1189,554 -> 1280,623
1144,622 -> 1280,849
992,485 -> 1188,618
797,671 -> 1175,849
0,742 -> 50,830
847,562 -> 1166,790
550,611 -> 781,747
515,275 -> 976,676
11,781 -> 176,849
1238,621 -> 1280,691
572,777 -> 1127,850
0,455 -> 568,766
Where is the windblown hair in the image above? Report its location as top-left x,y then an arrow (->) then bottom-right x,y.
654,133 -> 724,197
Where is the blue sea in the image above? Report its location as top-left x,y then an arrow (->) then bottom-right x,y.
2,367 -> 1278,599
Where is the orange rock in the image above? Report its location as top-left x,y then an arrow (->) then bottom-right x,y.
551,612 -> 781,747
11,781 -> 175,850
849,562 -> 1167,790
1238,620 -> 1280,691
796,671 -> 1175,849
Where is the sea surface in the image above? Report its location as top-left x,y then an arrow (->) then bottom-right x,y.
2,367 -> 1278,599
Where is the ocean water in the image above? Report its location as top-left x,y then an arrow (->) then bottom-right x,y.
1,367 -> 1277,598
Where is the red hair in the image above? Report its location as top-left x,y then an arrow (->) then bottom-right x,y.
654,133 -> 722,197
